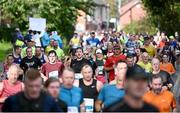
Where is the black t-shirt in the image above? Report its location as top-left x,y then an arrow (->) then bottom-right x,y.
103,98 -> 159,112
56,99 -> 67,112
70,58 -> 93,73
20,56 -> 42,72
150,70 -> 174,87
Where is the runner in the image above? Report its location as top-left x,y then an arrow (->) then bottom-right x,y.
160,54 -> 176,75
70,47 -> 92,79
74,65 -> 103,112
12,45 -> 22,65
94,49 -> 106,84
20,47 -> 42,73
151,58 -> 173,90
86,31 -> 100,48
59,68 -> 85,112
44,77 -> 67,112
41,50 -> 64,81
3,54 -> 14,74
143,74 -> 176,112
2,68 -> 61,112
104,45 -> 126,82
35,46 -> 48,64
95,61 -> 127,112
0,64 -> 24,108
103,66 -> 159,112
137,52 -> 152,73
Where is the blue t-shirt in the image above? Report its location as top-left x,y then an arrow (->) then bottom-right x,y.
59,86 -> 84,108
97,84 -> 125,107
86,37 -> 100,47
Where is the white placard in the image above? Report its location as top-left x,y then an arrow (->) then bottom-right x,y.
84,98 -> 94,112
29,17 -> 46,31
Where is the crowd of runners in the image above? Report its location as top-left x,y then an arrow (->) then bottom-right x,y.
0,28 -> 180,112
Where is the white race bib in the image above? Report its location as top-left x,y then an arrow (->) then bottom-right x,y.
48,70 -> 58,78
84,98 -> 94,112
67,106 -> 78,113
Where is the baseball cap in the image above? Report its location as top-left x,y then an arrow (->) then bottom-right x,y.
126,65 -> 148,80
169,36 -> 174,39
96,49 -> 102,54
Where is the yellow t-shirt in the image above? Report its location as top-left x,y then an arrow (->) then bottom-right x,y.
70,37 -> 80,45
144,45 -> 156,57
137,61 -> 152,73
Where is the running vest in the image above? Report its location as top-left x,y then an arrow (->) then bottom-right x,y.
39,54 -> 46,64
13,55 -> 22,64
79,79 -> 98,100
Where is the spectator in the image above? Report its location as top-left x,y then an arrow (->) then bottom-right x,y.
41,28 -> 50,49
44,77 -> 67,112
51,31 -> 63,49
2,68 -> 62,112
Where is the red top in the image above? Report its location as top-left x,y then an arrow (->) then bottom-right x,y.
41,61 -> 64,78
104,54 -> 126,81
0,80 -> 23,97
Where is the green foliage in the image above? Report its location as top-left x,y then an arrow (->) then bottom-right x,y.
0,0 -> 94,40
142,0 -> 180,35
123,18 -> 156,35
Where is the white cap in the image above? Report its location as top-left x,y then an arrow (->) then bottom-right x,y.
96,49 -> 102,54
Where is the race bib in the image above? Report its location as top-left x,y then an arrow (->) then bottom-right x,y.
48,70 -> 58,78
84,98 -> 94,112
67,106 -> 78,113
97,66 -> 104,75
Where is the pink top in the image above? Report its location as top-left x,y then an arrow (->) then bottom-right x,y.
41,61 -> 64,78
0,80 -> 23,97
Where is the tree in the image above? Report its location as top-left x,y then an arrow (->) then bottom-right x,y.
142,0 -> 180,35
0,0 -> 94,40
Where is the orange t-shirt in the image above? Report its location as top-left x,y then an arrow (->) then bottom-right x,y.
160,63 -> 176,75
143,90 -> 176,112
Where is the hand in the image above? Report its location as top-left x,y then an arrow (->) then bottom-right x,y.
167,84 -> 173,89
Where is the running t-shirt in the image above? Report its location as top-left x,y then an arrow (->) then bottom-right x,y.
143,90 -> 176,112
0,80 -> 23,98
104,54 -> 126,81
97,84 -> 125,107
41,62 -> 64,78
59,86 -> 83,109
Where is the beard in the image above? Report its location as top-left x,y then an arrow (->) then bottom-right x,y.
153,88 -> 162,94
